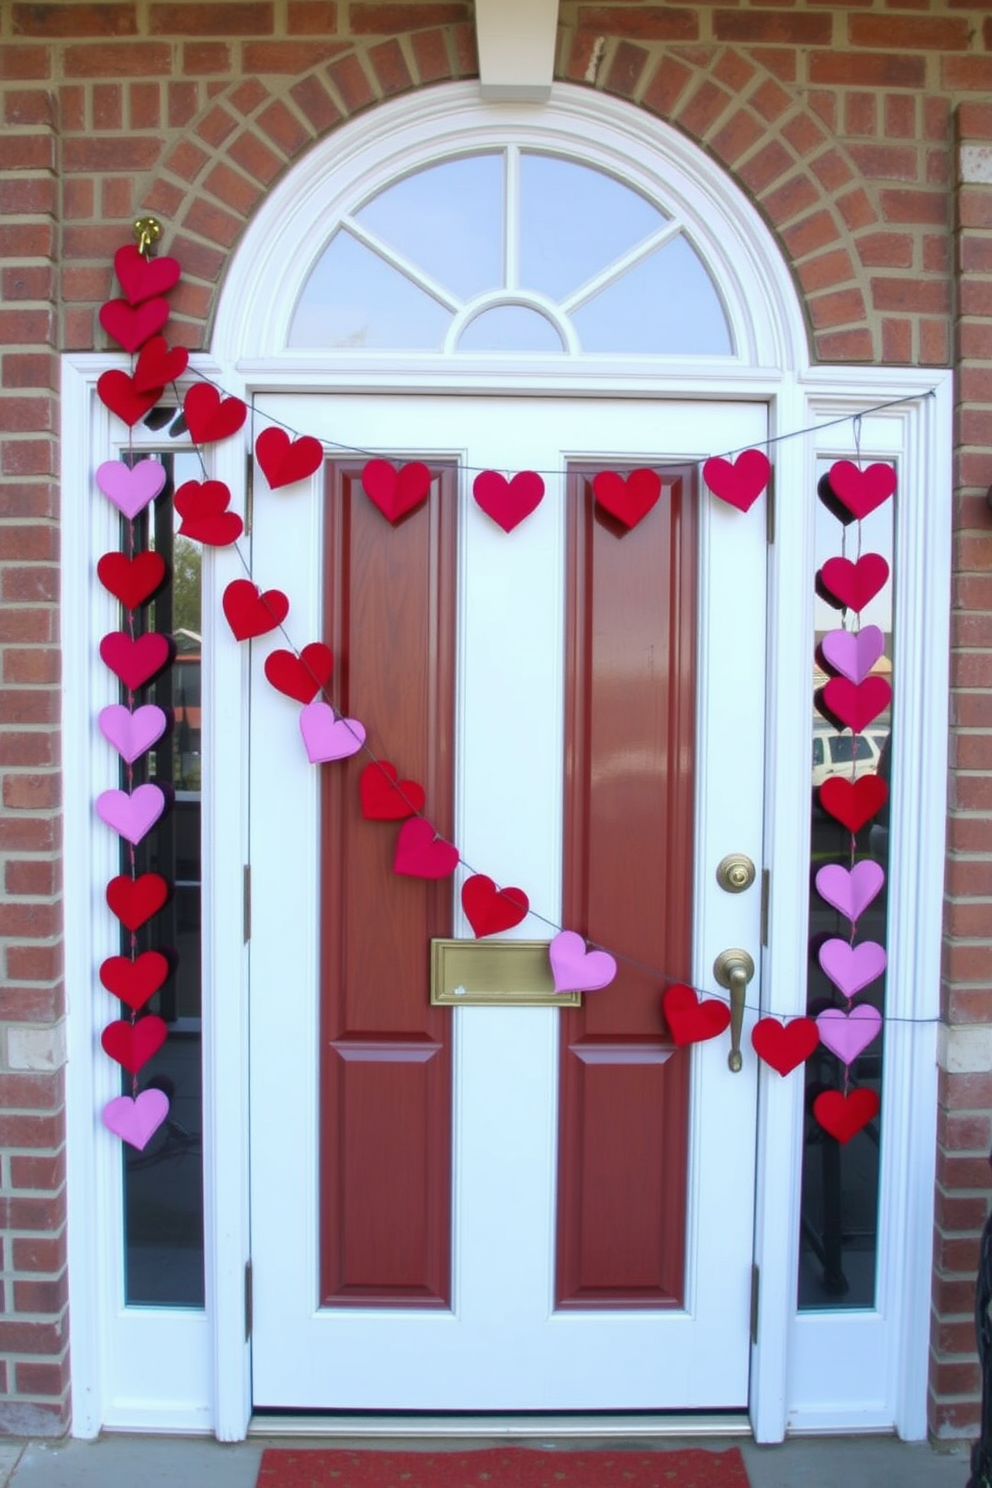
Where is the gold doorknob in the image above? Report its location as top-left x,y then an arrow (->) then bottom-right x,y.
713,948 -> 755,1073
715,853 -> 756,893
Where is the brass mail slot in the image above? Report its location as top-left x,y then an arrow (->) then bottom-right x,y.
430,939 -> 581,1007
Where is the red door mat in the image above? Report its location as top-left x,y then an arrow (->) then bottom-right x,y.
256,1446 -> 751,1488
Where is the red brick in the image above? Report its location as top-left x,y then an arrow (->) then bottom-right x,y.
942,57 -> 992,93
13,1275 -> 69,1314
712,52 -> 757,96
849,143 -> 921,182
6,857 -> 61,897
808,287 -> 867,329
369,37 -> 414,97
715,10 -> 830,43
810,51 -> 925,88
677,79 -> 734,139
327,52 -> 376,113
5,944 -> 63,983
194,103 -> 238,147
12,4 -> 137,36
2,773 -> 61,811
1,267 -> 55,303
129,81 -> 161,128
749,78 -> 791,124
797,248 -> 857,294
13,1362 -> 66,1398
62,137 -> 161,172
3,89 -> 55,126
0,807 -> 59,851
0,46 -> 51,80
168,80 -> 199,127
857,231 -> 915,269
710,110 -> 766,168
957,103 -> 992,139
91,81 -> 122,128
959,192 -> 992,230
203,160 -> 261,215
0,1113 -> 64,1150
150,2 -> 272,32
182,42 -> 232,73
229,77 -> 268,114
761,173 -> 820,225
287,1 -> 338,32
0,135 -> 54,170
411,27 -> 451,85
227,130 -> 282,184
0,1320 -> 65,1355
243,40 -> 346,72
849,14 -> 971,48
933,1360 -> 981,1396
0,178 -> 57,216
872,277 -> 950,314
815,327 -> 874,360
63,42 -> 173,76
642,56 -> 693,118
289,74 -> 342,133
348,3 -> 469,32
256,98 -> 311,157
885,94 -> 917,140
2,441 -> 57,479
810,147 -> 855,193
100,175 -> 135,218
58,83 -> 84,128
12,1234 -> 67,1274
0,1073 -> 61,1113
181,197 -> 243,248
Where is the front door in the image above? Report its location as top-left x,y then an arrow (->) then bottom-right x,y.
247,394 -> 767,1412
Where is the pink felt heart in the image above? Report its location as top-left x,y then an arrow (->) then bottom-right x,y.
393,818 -> 460,879
592,469 -> 662,530
821,675 -> 892,734
96,783 -> 166,845
255,427 -> 324,489
299,702 -> 365,764
826,460 -> 896,521
95,458 -> 167,520
99,703 -> 169,764
102,1089 -> 170,1151
816,1005 -> 883,1065
361,460 -> 434,524
99,631 -> 172,691
114,244 -> 181,307
702,449 -> 771,513
819,554 -> 889,612
815,860 -> 885,922
549,930 -> 617,993
818,938 -> 887,1000
820,625 -> 885,685
472,470 -> 545,533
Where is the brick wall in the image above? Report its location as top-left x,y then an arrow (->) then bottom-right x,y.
0,0 -> 990,1441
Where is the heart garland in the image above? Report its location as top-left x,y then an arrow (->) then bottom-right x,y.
90,232 -> 910,1145
809,454 -> 894,1142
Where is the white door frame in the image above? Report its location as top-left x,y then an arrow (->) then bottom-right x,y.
61,80 -> 953,1442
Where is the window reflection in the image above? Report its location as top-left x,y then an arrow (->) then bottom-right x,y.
120,449 -> 205,1309
798,461 -> 894,1310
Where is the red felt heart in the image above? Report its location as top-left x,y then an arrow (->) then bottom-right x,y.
361,459 -> 433,524
222,579 -> 289,641
174,478 -> 243,547
702,449 -> 771,513
662,984 -> 732,1045
821,676 -> 892,734
99,951 -> 170,1012
473,470 -> 545,533
592,469 -> 662,530
819,773 -> 888,832
826,460 -> 896,522
114,244 -> 182,307
393,819 -> 459,879
813,1087 -> 879,1144
255,427 -> 324,489
461,874 -> 530,937
819,554 -> 889,612
359,761 -> 426,821
97,551 -> 167,610
133,335 -> 189,393
98,297 -> 170,354
183,383 -> 247,445
263,643 -> 333,704
101,1014 -> 168,1074
97,369 -> 163,427
751,1016 -> 819,1076
106,873 -> 169,932
99,631 -> 172,691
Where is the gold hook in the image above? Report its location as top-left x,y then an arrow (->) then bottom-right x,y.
132,216 -> 163,258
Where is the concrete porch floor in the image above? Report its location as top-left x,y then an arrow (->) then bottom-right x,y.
0,1433 -> 973,1488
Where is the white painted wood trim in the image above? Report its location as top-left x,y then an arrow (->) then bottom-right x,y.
476,0 -> 559,101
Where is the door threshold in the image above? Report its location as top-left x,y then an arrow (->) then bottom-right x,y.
249,1413 -> 751,1440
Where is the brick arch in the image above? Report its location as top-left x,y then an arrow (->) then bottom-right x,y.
128,34 -> 878,364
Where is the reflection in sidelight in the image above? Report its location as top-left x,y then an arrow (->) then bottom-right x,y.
798,469 -> 893,1310
118,450 -> 205,1309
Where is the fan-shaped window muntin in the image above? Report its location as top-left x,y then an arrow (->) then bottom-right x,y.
289,148 -> 733,357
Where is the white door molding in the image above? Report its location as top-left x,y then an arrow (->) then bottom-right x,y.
476,0 -> 559,101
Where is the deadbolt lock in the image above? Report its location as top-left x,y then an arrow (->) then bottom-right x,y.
716,853 -> 757,894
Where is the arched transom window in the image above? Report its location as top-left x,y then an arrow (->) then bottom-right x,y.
289,148 -> 732,356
